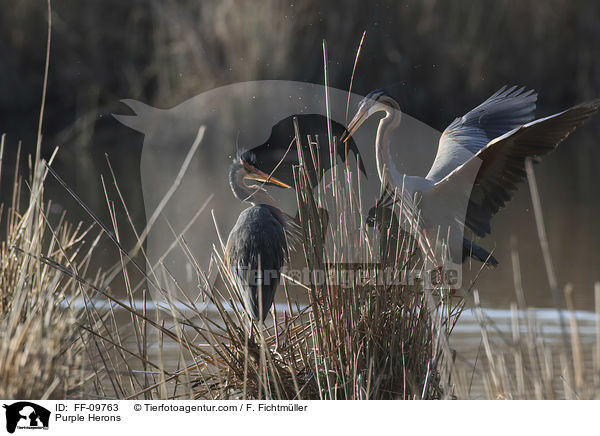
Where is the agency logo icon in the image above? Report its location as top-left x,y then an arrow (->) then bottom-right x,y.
2,402 -> 50,434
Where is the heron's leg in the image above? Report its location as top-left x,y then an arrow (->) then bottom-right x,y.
249,318 -> 256,344
272,304 -> 280,352
270,306 -> 286,361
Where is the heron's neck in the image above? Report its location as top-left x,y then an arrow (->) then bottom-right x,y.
230,170 -> 279,209
375,108 -> 402,185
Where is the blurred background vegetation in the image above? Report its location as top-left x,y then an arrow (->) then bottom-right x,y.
1,0 -> 599,308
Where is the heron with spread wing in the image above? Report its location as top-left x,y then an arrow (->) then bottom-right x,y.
343,86 -> 599,268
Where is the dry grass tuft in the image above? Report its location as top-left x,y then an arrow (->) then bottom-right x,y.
0,143 -> 97,399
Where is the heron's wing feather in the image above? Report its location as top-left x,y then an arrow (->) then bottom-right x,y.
430,100 -> 599,237
225,206 -> 288,321
225,207 -> 288,276
281,212 -> 303,254
426,86 -> 537,182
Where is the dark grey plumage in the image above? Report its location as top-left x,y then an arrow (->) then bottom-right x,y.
432,97 -> 600,237
226,204 -> 288,322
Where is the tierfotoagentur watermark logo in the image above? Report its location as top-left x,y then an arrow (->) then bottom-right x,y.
2,402 -> 50,434
238,266 -> 459,289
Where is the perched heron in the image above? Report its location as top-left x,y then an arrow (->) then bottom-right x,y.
343,86 -> 599,267
240,114 -> 367,188
367,193 -> 498,267
225,156 -> 297,322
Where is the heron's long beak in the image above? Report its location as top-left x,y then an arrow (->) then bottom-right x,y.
243,162 -> 292,188
341,107 -> 369,143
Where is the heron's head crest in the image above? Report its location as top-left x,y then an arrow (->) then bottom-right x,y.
361,89 -> 388,104
359,89 -> 398,111
238,150 -> 257,167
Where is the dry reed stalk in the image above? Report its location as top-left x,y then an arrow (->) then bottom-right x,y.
0,145 -> 97,399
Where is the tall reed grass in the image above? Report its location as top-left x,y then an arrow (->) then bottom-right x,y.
2,126 -> 600,400
0,139 -> 98,398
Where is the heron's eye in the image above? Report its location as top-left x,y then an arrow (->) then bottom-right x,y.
241,151 -> 256,166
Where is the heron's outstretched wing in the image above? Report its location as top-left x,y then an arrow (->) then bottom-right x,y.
426,86 -> 537,183
430,100 -> 599,237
